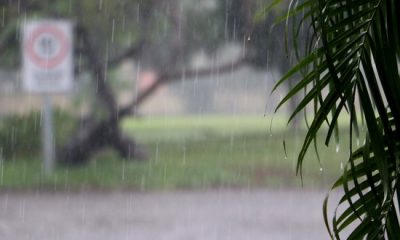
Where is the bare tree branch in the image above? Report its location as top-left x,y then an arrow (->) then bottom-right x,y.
118,57 -> 246,117
108,41 -> 145,68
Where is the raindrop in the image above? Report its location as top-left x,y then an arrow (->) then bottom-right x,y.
80,202 -> 87,223
140,175 -> 145,190
147,159 -> 153,177
180,67 -> 186,91
2,194 -> 8,211
279,94 -> 283,102
53,174 -> 58,191
224,5 -> 228,39
134,62 -> 141,97
230,133 -> 235,152
63,169 -> 69,188
0,152 -> 3,186
111,19 -> 115,43
237,168 -> 242,177
182,144 -> 186,165
22,162 -> 27,181
121,161 -> 126,181
340,161 -> 344,170
163,164 -> 167,184
11,127 -> 16,146
155,142 -> 159,163
68,0 -> 72,13
193,66 -> 199,97
20,199 -> 26,223
78,52 -> 82,73
104,43 -> 109,75
336,144 -> 340,153
122,16 -> 126,32
283,140 -> 288,160
242,37 -> 247,57
269,117 -> 274,136
319,167 -> 323,172
247,36 -> 251,41
178,1 -> 183,39
356,138 -> 360,146
232,18 -> 237,41
2,7 -> 5,27
98,0 -> 103,10
136,4 -> 140,23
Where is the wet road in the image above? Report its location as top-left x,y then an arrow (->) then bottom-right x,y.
0,189 -> 336,240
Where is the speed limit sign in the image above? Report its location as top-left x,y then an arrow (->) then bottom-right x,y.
22,20 -> 73,93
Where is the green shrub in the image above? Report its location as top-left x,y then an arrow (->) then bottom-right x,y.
0,109 -> 75,160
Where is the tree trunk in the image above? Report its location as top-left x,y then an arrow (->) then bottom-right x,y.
58,17 -> 245,166
59,118 -> 147,166
58,24 -> 148,166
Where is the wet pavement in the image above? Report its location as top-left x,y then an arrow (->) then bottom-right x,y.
0,189 -> 337,240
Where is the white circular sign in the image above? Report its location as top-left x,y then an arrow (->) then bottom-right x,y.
25,24 -> 69,69
22,20 -> 73,93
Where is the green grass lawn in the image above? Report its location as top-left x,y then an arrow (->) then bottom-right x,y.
0,115 -> 352,190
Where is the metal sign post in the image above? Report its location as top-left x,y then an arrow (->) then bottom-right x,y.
22,20 -> 73,176
42,94 -> 55,175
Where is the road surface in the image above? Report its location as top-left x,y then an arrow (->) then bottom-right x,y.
0,189 -> 338,240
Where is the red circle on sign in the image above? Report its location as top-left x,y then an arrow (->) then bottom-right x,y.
26,25 -> 69,69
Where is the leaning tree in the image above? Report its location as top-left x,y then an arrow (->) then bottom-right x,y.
0,0 -> 290,165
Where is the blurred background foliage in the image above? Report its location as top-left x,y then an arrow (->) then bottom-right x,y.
0,109 -> 75,159
0,0 -> 329,191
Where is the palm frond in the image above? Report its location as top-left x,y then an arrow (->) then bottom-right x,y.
273,0 -> 400,238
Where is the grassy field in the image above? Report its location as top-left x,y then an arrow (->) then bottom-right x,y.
0,115 -> 351,190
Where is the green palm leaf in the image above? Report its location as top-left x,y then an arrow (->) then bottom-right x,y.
272,0 -> 400,238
